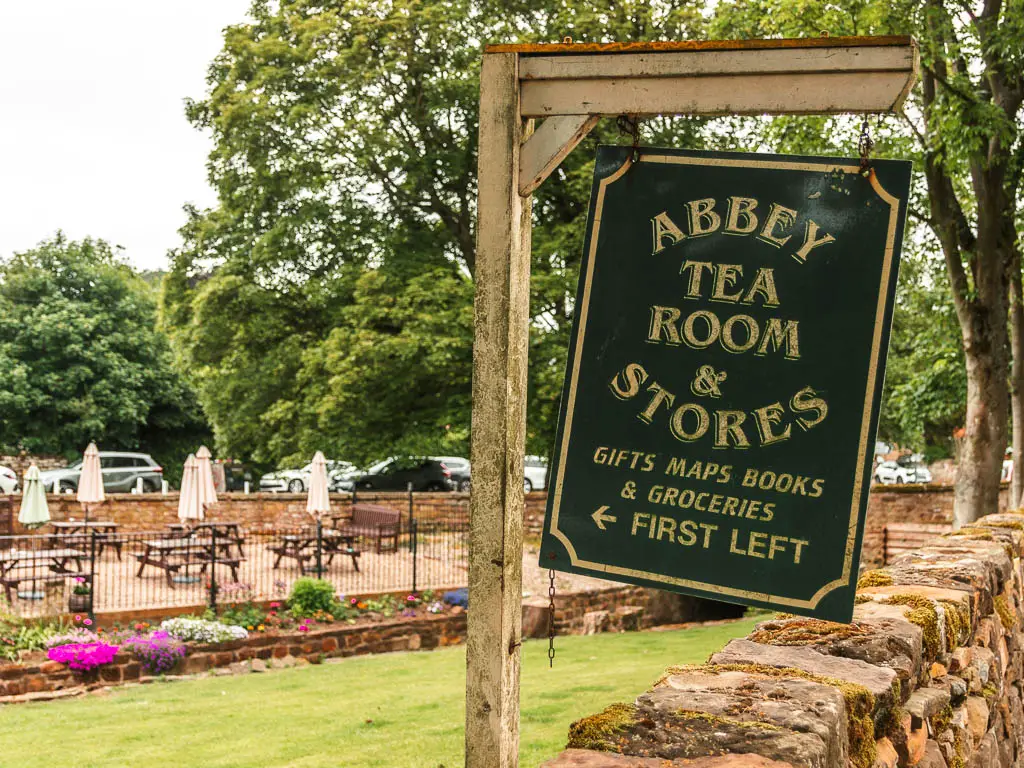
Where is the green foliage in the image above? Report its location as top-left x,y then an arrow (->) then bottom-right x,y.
0,605 -> 64,662
287,578 -> 337,618
219,602 -> 268,630
0,234 -> 210,483
163,0 -> 707,467
362,595 -> 398,618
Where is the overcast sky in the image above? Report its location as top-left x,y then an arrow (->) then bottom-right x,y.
0,1 -> 252,272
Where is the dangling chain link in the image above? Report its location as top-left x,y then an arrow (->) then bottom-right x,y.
616,114 -> 642,163
858,116 -> 874,174
547,568 -> 557,667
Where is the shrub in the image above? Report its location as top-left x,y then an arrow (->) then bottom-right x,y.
121,631 -> 186,675
47,643 -> 119,672
288,579 -> 337,618
159,618 -> 248,644
219,602 -> 268,631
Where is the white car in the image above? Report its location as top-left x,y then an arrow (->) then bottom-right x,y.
524,455 -> 548,493
874,461 -> 932,485
0,466 -> 18,494
261,460 -> 354,493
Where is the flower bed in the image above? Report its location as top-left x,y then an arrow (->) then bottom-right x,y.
0,607 -> 468,701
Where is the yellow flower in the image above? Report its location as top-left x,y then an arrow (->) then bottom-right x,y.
257,625 -> 265,632
247,625 -> 254,630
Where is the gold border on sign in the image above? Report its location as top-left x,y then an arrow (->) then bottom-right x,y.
548,153 -> 901,610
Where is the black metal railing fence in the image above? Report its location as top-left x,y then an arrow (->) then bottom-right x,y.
0,492 -> 469,620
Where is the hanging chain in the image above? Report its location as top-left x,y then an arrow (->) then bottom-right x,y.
616,114 -> 642,163
547,568 -> 557,667
858,116 -> 874,175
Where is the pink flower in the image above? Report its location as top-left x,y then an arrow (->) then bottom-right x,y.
269,601 -> 281,609
83,619 -> 93,626
74,615 -> 82,622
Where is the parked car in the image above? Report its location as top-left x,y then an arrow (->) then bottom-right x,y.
431,456 -> 470,492
524,455 -> 549,492
0,466 -> 19,494
874,459 -> 933,485
260,460 -> 354,494
40,452 -> 164,493
352,457 -> 454,492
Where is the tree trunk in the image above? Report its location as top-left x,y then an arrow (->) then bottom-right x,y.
953,305 -> 1010,528
1010,249 -> 1024,509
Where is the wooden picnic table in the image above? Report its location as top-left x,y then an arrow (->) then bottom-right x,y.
0,547 -> 86,603
47,521 -> 122,560
269,529 -> 361,573
135,539 -> 243,588
165,521 -> 246,558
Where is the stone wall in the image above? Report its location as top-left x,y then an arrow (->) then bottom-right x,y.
0,611 -> 467,702
521,586 -> 746,639
543,510 -> 1024,768
0,582 -> 731,702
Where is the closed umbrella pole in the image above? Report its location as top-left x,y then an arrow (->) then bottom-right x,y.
18,465 -> 50,529
177,455 -> 201,524
306,452 -> 331,579
194,446 -> 218,520
77,442 -> 105,524
306,451 -> 331,519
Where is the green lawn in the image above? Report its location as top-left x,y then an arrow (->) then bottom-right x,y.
0,618 -> 758,768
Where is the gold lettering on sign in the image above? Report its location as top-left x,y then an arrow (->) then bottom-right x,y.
651,212 -> 685,254
724,196 -> 759,235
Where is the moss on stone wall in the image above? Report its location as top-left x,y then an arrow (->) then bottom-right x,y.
939,600 -> 969,650
749,619 -> 869,647
882,594 -> 941,658
947,527 -> 994,540
674,709 -> 780,731
663,663 -> 877,768
995,594 -> 1016,630
566,703 -> 637,752
857,570 -> 894,589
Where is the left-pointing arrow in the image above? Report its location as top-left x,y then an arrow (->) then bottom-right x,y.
591,505 -> 617,530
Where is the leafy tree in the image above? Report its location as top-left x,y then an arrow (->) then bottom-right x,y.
0,234 -> 210,483
711,0 -> 1024,525
880,250 -> 966,457
165,0 -> 706,467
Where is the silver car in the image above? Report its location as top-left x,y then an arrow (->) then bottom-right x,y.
40,452 -> 164,493
261,460 -> 354,494
0,465 -> 19,494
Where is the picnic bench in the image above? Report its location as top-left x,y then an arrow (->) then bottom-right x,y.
334,505 -> 401,553
0,548 -> 85,603
268,529 -> 361,573
135,539 -> 243,588
47,521 -> 122,560
165,521 -> 246,558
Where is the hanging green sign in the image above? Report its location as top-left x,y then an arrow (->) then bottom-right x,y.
539,146 -> 911,622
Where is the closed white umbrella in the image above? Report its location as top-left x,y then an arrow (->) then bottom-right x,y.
77,442 -> 105,523
195,446 -> 218,514
306,452 -> 331,519
177,454 -> 202,523
18,465 -> 50,529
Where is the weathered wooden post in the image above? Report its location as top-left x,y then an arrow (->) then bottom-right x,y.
467,37 -> 919,768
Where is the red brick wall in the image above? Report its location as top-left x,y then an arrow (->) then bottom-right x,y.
11,491 -> 470,535
10,485 -> 1008,568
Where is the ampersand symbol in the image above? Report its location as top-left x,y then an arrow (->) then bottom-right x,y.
620,481 -> 637,500
690,365 -> 727,399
